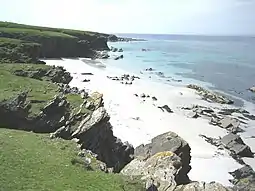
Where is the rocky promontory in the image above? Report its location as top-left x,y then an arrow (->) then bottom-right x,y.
0,21 -> 112,63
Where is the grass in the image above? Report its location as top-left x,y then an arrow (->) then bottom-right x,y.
0,128 -> 144,191
0,27 -> 77,39
0,21 -> 111,38
0,64 -> 58,115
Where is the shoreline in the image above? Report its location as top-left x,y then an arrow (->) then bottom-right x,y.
44,58 -> 255,186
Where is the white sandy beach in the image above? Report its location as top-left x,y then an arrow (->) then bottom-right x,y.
45,58 -> 255,186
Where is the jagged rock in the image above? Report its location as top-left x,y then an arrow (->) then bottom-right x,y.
158,105 -> 173,113
134,132 -> 191,184
230,165 -> 255,191
221,133 -> 253,158
140,93 -> 146,98
175,182 -> 232,191
249,87 -> 255,93
111,47 -> 118,52
187,84 -> 234,104
122,151 -> 183,191
118,48 -> 123,52
218,117 -> 242,133
114,55 -> 124,60
13,66 -> 73,84
90,92 -> 104,110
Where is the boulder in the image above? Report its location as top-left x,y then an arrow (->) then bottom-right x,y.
221,133 -> 253,158
230,165 -> 255,191
218,117 -> 242,133
158,105 -> 173,113
118,48 -> 123,52
122,151 -> 183,191
248,87 -> 255,93
152,96 -> 157,101
134,132 -> 191,184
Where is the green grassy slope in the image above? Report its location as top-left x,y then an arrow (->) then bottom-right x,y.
0,128 -> 144,191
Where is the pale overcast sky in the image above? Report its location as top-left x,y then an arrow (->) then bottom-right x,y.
0,0 -> 255,35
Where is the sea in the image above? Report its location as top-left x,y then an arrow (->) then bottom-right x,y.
106,34 -> 255,107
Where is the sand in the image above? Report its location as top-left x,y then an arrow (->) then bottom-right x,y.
44,58 -> 255,186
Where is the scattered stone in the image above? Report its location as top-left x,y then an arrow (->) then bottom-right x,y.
118,48 -> 123,52
158,105 -> 173,113
152,96 -> 157,101
187,84 -> 234,104
81,72 -> 93,75
140,93 -> 146,98
114,55 -> 124,60
134,94 -> 138,97
145,68 -> 154,71
82,79 -> 90,82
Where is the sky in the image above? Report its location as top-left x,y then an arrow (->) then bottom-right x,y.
0,0 -> 255,35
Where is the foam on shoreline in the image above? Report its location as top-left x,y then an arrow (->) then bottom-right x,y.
44,58 -> 255,186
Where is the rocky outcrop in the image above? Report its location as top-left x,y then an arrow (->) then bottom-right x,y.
200,133 -> 254,164
181,105 -> 244,133
187,84 -> 234,104
0,91 -> 133,173
121,132 -> 233,191
221,133 -> 254,158
121,132 -> 191,191
122,151 -> 184,191
13,66 -> 73,84
230,165 -> 255,191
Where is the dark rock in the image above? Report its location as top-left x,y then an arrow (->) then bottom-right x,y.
81,72 -> 93,75
134,132 -> 191,184
155,72 -> 165,78
230,165 -> 255,191
152,96 -> 157,101
140,93 -> 146,98
221,133 -> 254,158
134,94 -> 138,97
82,79 -> 90,82
114,55 -> 124,60
145,68 -> 154,71
218,117 -> 242,133
158,105 -> 173,113
118,48 -> 123,52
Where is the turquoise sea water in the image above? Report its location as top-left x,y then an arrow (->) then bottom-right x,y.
107,34 -> 255,106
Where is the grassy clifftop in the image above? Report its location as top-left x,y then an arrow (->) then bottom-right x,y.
0,21 -> 112,63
